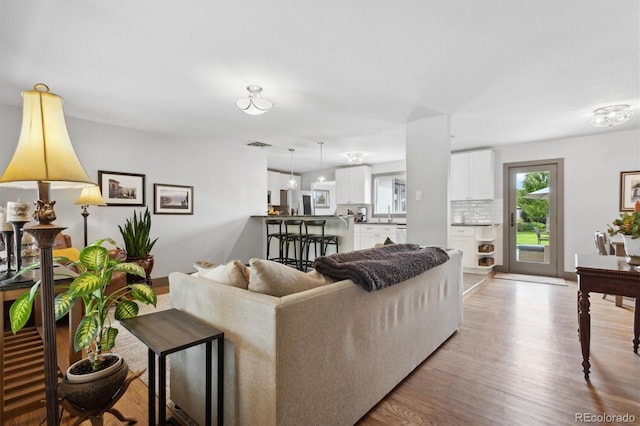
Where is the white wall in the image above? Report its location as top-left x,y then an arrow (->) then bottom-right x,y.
406,115 -> 450,247
493,128 -> 640,273
0,104 -> 267,278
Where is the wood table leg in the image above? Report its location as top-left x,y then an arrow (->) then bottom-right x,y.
578,290 -> 591,379
633,297 -> 640,354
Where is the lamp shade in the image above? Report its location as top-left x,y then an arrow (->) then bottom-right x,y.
0,84 -> 95,189
75,185 -> 106,206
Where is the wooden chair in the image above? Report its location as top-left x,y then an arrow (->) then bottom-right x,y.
533,226 -> 549,244
594,231 -> 622,306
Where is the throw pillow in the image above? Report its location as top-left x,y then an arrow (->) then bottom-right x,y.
52,247 -> 80,263
196,260 -> 249,289
248,258 -> 328,297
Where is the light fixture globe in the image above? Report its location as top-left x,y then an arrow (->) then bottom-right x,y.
347,152 -> 363,165
286,148 -> 298,189
591,104 -> 633,127
236,85 -> 274,115
316,141 -> 327,183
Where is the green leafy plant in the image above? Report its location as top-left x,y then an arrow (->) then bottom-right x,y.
9,238 -> 157,372
608,211 -> 640,239
118,207 -> 158,258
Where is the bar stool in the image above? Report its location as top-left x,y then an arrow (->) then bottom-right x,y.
265,219 -> 285,262
303,220 -> 340,270
283,219 -> 305,270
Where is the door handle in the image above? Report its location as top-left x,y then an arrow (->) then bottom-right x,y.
510,212 -> 515,227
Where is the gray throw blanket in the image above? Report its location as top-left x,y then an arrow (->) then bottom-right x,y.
313,243 -> 450,292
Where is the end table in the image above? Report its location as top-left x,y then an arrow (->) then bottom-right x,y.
120,308 -> 224,425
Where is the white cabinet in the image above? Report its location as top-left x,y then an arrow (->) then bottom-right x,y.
267,171 -> 282,205
449,226 -> 476,269
354,224 -> 397,250
449,225 -> 497,274
451,150 -> 494,200
335,166 -> 372,204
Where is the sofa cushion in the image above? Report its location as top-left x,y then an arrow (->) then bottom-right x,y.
248,258 -> 328,297
52,247 -> 80,263
195,260 -> 249,289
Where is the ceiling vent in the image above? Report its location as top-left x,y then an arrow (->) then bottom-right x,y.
247,141 -> 272,147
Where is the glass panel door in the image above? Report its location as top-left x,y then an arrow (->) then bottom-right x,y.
507,162 -> 558,276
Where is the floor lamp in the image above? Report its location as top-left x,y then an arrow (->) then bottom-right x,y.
0,84 -> 96,425
75,185 -> 106,247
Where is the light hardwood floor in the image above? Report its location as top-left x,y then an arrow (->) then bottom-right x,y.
6,278 -> 640,425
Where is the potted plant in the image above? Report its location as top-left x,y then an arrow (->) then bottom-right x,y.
9,238 -> 156,410
608,210 -> 640,264
118,207 -> 158,284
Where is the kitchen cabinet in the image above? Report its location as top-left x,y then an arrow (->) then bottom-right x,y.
267,171 -> 282,205
451,150 -> 494,200
449,225 -> 497,274
354,224 -> 397,250
335,166 -> 371,204
268,171 -> 301,206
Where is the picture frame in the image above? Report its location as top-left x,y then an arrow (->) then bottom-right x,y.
313,189 -> 330,208
98,170 -> 146,206
619,170 -> 640,211
154,184 -> 194,215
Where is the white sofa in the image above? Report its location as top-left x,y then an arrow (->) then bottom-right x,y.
168,249 -> 463,426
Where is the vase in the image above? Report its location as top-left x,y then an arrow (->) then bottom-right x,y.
126,254 -> 154,285
621,235 -> 640,265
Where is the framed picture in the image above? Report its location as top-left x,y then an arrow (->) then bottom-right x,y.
98,171 -> 146,206
619,170 -> 640,211
313,190 -> 330,208
154,184 -> 194,215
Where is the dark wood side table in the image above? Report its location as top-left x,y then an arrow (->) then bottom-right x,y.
575,254 -> 640,380
120,308 -> 224,426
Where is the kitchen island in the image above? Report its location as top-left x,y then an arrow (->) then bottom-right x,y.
251,215 -> 355,262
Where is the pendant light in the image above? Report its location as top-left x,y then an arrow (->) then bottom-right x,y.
316,141 -> 327,182
287,148 -> 298,189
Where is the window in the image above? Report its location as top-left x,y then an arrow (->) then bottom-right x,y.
373,173 -> 406,216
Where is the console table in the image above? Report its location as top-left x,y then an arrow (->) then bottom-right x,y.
575,254 -> 640,379
120,308 -> 224,426
0,265 -> 79,423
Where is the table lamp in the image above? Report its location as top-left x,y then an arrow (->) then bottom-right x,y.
75,185 -> 106,247
0,83 -> 95,425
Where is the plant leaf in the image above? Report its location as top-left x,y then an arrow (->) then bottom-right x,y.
129,283 -> 157,306
79,245 -> 110,271
101,326 -> 118,351
70,273 -> 105,296
75,315 -> 98,352
113,262 -> 146,278
54,292 -> 76,321
114,299 -> 139,320
9,291 -> 35,333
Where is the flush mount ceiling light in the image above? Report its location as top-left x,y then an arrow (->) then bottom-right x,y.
591,104 -> 633,127
287,148 -> 298,189
347,152 -> 363,165
316,141 -> 327,182
236,85 -> 273,115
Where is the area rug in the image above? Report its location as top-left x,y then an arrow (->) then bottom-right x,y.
493,272 -> 567,286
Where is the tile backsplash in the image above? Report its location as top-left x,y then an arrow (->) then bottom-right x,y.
451,199 -> 503,224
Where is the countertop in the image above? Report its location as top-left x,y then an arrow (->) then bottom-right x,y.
252,215 -> 353,219
355,222 -> 406,226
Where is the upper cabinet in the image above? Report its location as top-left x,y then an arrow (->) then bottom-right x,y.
335,166 -> 372,204
451,150 -> 494,201
267,171 -> 301,206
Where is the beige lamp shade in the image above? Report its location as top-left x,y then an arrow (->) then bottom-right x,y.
75,185 -> 106,206
0,83 -> 95,189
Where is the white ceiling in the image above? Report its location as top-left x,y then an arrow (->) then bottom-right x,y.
0,1 -> 638,173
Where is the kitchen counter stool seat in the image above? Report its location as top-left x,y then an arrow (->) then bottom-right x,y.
266,219 -> 286,263
303,220 -> 339,270
283,219 -> 305,270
